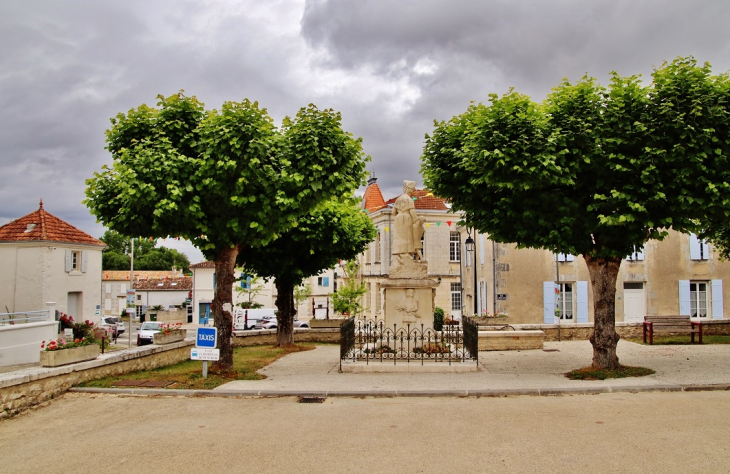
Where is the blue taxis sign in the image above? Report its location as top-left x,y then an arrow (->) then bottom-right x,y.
196,327 -> 217,348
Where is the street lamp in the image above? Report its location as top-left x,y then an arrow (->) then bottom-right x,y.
464,230 -> 477,316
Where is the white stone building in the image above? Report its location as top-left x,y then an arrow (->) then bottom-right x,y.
0,201 -> 105,320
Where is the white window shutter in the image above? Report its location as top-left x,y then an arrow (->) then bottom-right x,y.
689,234 -> 701,260
577,281 -> 589,323
65,250 -> 72,272
120,282 -> 126,293
679,280 -> 691,315
81,252 -> 88,273
543,282 -> 555,323
711,280 -> 723,319
566,254 -> 575,262
479,234 -> 484,265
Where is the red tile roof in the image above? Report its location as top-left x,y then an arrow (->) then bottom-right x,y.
384,189 -> 449,211
102,270 -> 184,281
362,181 -> 387,213
190,261 -> 216,269
0,200 -> 105,247
134,276 -> 192,291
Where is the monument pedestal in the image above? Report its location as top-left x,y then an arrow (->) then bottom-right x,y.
382,278 -> 438,331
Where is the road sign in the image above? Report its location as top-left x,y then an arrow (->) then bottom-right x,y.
196,327 -> 217,348
191,348 -> 220,361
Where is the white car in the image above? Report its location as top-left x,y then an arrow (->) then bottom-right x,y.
100,316 -> 126,337
253,315 -> 310,330
137,322 -> 163,346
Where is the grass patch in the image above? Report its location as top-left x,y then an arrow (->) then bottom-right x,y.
626,335 -> 730,345
565,365 -> 656,380
78,343 -> 316,390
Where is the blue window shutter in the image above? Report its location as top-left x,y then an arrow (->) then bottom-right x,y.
240,273 -> 245,288
213,273 -> 216,290
543,282 -> 555,323
689,234 -> 701,260
712,280 -> 723,319
323,277 -> 329,287
577,281 -> 589,323
679,280 -> 691,315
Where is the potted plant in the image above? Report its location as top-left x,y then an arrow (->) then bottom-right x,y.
152,322 -> 186,345
40,336 -> 99,367
433,307 -> 445,331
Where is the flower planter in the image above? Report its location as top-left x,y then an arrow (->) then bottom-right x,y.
40,344 -> 99,367
153,329 -> 187,345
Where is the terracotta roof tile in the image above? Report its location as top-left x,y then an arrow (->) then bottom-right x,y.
134,277 -> 192,291
384,189 -> 449,211
190,261 -> 216,269
0,200 -> 105,246
362,182 -> 387,213
102,270 -> 183,281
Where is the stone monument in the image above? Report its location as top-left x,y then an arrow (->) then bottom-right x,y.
382,180 -> 438,330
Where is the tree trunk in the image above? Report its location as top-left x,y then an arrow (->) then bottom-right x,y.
275,279 -> 295,347
211,244 -> 239,369
584,255 -> 622,370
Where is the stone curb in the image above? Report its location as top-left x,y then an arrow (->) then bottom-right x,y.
68,383 -> 730,399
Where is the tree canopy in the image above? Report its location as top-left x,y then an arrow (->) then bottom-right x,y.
237,196 -> 375,346
421,57 -> 730,369
100,230 -> 190,272
86,92 -> 368,367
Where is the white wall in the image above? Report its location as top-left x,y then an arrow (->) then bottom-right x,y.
0,320 -> 58,366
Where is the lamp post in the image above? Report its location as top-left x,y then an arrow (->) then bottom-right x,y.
464,230 -> 477,316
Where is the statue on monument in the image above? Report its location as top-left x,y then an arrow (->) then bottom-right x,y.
390,180 -> 427,279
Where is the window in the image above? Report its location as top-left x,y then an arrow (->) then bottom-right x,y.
450,232 -> 461,262
240,273 -> 251,289
690,282 -> 708,318
65,250 -> 86,273
451,283 -> 462,312
690,233 -> 709,260
626,246 -> 645,261
557,283 -> 574,320
318,276 -> 330,287
375,232 -> 381,263
420,234 -> 426,260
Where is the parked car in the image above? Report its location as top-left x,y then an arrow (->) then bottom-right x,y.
99,316 -> 125,337
253,315 -> 310,330
137,321 -> 164,346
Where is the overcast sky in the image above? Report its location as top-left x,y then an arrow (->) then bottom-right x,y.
2,0 -> 729,263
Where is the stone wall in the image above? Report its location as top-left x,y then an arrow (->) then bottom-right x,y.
1,341 -> 193,419
231,328 -> 340,346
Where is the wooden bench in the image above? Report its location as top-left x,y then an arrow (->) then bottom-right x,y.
642,315 -> 703,345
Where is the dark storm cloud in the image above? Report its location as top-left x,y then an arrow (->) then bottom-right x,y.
2,0 -> 729,261
301,0 -> 730,198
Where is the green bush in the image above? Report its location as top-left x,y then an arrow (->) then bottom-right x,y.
433,307 -> 445,331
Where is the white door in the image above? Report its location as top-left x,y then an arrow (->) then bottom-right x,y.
623,284 -> 645,323
67,292 -> 81,319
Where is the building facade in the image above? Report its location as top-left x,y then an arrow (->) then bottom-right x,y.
0,201 -> 105,320
357,177 -> 729,325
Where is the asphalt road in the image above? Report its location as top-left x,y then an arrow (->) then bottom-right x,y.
1,391 -> 728,473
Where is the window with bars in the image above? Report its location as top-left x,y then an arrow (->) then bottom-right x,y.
450,232 -> 461,262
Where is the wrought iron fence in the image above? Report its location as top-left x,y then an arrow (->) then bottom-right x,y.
339,316 -> 477,369
0,310 -> 52,326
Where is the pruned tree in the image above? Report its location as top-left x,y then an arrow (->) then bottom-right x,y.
422,57 -> 730,369
86,92 -> 368,367
237,197 -> 375,346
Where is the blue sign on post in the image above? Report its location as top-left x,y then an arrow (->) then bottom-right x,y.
196,327 -> 217,348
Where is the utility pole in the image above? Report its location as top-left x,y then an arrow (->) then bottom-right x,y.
129,238 -> 134,348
